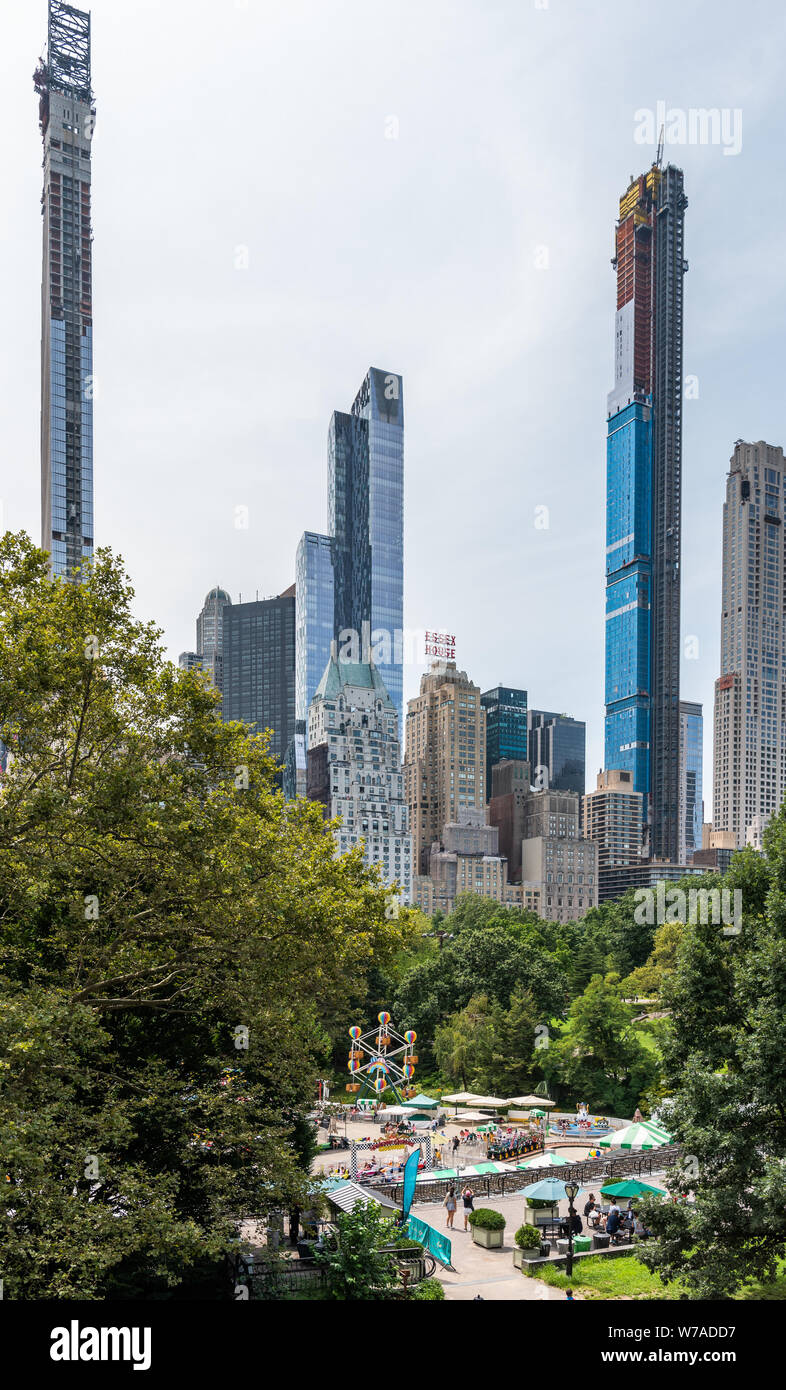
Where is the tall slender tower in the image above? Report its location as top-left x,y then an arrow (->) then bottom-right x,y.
329,367 -> 404,728
604,162 -> 688,860
34,2 -> 95,580
713,441 -> 786,847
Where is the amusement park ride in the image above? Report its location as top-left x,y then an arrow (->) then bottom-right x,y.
346,1012 -> 418,1105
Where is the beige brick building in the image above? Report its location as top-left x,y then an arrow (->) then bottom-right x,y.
404,661 -> 486,874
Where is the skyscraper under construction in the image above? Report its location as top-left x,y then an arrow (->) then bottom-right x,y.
604,161 -> 688,861
34,1 -> 95,579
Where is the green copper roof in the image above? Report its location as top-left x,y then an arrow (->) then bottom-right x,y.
313,654 -> 395,709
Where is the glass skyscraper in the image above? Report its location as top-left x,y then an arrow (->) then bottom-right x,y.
604,163 -> 688,859
329,367 -> 404,728
480,686 -> 528,801
528,710 -> 586,799
295,531 -> 335,726
35,2 -> 96,579
221,591 -> 296,770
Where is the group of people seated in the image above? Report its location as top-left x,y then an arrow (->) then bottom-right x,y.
582,1193 -> 652,1241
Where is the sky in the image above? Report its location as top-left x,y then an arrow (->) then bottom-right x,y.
2,0 -> 786,810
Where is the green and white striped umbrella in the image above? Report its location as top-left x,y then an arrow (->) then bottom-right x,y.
518,1150 -> 570,1169
599,1121 -> 671,1151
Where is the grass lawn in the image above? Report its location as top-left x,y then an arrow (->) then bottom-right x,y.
525,1253 -> 786,1301
524,1255 -> 677,1300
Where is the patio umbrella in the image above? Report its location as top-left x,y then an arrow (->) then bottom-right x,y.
599,1121 -> 671,1151
517,1178 -> 582,1202
518,1151 -> 570,1170
476,1123 -> 497,1134
600,1179 -> 666,1198
402,1092 -> 439,1110
440,1092 -> 480,1104
506,1095 -> 556,1108
527,1108 -> 546,1118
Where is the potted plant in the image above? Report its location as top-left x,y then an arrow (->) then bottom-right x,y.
513,1223 -> 542,1267
467,1208 -> 506,1249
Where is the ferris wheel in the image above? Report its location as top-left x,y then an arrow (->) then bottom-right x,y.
345,1012 -> 418,1104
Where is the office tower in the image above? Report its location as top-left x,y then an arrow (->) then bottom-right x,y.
713,441 -> 786,846
178,651 -> 205,676
183,586 -> 233,694
583,769 -> 644,902
295,531 -> 335,729
528,710 -> 586,798
221,590 -> 295,766
410,808 -> 537,916
329,367 -> 404,728
678,700 -> 703,863
282,720 -> 307,800
306,652 -> 411,901
519,789 -> 598,923
488,758 -> 532,882
35,1 -> 96,579
480,687 -> 528,802
404,661 -> 486,874
604,162 -> 688,861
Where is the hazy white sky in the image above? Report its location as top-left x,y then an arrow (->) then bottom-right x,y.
2,0 -> 786,807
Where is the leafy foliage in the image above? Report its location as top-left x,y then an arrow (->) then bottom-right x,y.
0,534 -> 410,1297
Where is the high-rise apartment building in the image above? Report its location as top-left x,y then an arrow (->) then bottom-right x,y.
221,590 -> 295,766
410,809 -> 537,916
404,661 -> 486,874
528,710 -> 586,798
678,700 -> 703,864
35,1 -> 96,579
583,769 -> 644,902
488,758 -> 531,882
519,789 -> 598,923
713,441 -> 786,846
295,531 -> 335,729
480,687 -> 527,802
306,653 -> 411,901
329,367 -> 404,728
604,162 -> 688,860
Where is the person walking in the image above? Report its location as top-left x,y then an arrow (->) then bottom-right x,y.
443,1185 -> 457,1229
462,1186 -> 475,1231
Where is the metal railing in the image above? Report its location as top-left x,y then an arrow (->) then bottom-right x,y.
368,1146 -> 683,1207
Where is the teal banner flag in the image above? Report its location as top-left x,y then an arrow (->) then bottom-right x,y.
401,1145 -> 420,1219
406,1214 -> 453,1269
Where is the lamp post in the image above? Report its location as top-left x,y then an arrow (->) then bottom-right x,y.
564,1181 -> 579,1278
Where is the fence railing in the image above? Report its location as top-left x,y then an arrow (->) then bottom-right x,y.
367,1146 -> 683,1207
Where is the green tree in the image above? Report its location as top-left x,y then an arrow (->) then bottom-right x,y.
620,920 -> 686,1000
393,917 -> 565,1066
541,973 -> 659,1113
0,534 -> 410,1298
640,842 -> 786,1298
315,1201 -> 400,1300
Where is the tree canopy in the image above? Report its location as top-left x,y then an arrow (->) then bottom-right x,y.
0,534 -> 410,1297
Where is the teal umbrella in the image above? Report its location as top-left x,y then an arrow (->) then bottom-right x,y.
517,1178 -> 582,1202
600,1179 -> 665,1198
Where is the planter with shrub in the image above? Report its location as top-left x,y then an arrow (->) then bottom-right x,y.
524,1197 -> 558,1228
513,1223 -> 542,1266
467,1208 -> 506,1249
